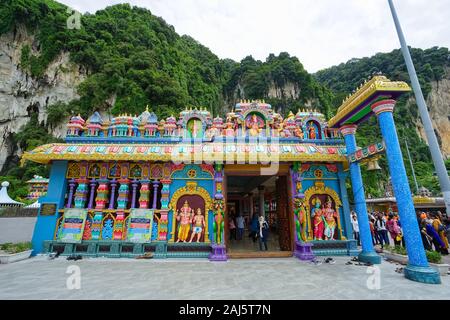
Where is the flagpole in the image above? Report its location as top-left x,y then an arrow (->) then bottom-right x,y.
388,0 -> 450,213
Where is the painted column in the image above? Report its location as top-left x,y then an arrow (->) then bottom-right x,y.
372,100 -> 440,284
95,180 -> 109,209
152,180 -> 160,209
66,179 -> 76,208
209,163 -> 227,261
340,125 -> 381,264
108,180 -> 117,209
74,179 -> 89,208
114,179 -> 129,240
139,180 -> 150,209
292,163 -> 315,261
130,180 -> 139,209
87,179 -> 97,210
337,166 -> 358,256
158,179 -> 171,240
31,161 -> 68,255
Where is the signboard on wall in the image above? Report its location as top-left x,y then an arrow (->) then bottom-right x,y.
126,209 -> 154,243
58,208 -> 88,243
40,203 -> 57,216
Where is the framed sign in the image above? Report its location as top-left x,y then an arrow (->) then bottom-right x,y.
40,203 -> 57,216
58,209 -> 88,243
126,209 -> 154,243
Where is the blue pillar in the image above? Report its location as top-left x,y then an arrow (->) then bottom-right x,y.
372,100 -> 440,284
31,161 -> 68,255
340,125 -> 381,264
337,167 -> 352,240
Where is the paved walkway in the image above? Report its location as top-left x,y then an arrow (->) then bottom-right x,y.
0,256 -> 448,300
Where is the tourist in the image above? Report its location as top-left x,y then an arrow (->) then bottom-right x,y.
236,213 -> 245,240
249,214 -> 259,242
432,212 -> 449,255
229,217 -> 236,240
425,214 -> 445,253
258,215 -> 269,251
351,214 -> 360,246
419,213 -> 432,251
386,213 -> 402,246
374,213 -> 389,248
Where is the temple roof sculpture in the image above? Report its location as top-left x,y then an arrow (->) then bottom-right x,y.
0,181 -> 24,207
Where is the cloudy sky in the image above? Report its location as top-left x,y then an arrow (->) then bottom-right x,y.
58,0 -> 450,72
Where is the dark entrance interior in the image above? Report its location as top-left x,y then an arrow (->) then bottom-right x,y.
226,174 -> 293,256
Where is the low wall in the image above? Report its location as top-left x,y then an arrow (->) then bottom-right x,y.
0,217 -> 37,244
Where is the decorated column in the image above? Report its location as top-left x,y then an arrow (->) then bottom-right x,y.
372,100 -> 440,284
292,162 -> 314,261
108,180 -> 118,209
87,179 -> 98,209
338,167 -> 358,255
340,125 -> 381,264
156,179 -> 171,241
114,179 -> 129,240
139,180 -> 150,209
130,180 -> 139,209
209,163 -> 227,261
66,179 -> 77,208
152,180 -> 160,209
74,179 -> 89,208
95,180 -> 109,209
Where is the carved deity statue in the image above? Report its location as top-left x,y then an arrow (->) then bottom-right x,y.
176,200 -> 194,242
308,123 -> 316,139
223,122 -> 235,137
295,199 -> 308,241
311,197 -> 324,240
294,126 -> 304,139
189,208 -> 205,242
248,114 -> 262,137
323,196 -> 338,240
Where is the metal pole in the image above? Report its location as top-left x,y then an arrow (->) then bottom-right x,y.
404,138 -> 419,194
388,0 -> 450,213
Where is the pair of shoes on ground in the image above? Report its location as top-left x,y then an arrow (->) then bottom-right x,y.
67,255 -> 82,261
395,267 -> 404,274
324,257 -> 336,264
48,251 -> 61,260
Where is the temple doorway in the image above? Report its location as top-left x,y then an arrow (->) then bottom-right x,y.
224,166 -> 294,258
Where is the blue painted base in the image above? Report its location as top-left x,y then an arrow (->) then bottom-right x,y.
209,244 -> 227,261
358,251 -> 381,264
404,264 -> 441,284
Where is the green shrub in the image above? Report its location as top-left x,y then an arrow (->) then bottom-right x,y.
426,250 -> 442,264
0,242 -> 32,254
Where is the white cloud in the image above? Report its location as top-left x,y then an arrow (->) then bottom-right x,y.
59,0 -> 450,72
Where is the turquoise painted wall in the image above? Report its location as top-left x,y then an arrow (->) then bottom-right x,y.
31,161 -> 68,255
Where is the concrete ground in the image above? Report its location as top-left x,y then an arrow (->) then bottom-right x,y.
0,255 -> 449,300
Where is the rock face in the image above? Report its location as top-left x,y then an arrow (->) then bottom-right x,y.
0,26 -> 86,172
415,70 -> 450,159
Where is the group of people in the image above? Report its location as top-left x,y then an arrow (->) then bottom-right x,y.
351,209 -> 450,255
229,213 -> 270,251
418,211 -> 449,255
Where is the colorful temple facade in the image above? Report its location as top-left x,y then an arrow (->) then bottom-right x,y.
23,76 -> 442,284
26,175 -> 49,200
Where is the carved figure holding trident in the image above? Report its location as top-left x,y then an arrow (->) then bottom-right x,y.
176,200 -> 194,242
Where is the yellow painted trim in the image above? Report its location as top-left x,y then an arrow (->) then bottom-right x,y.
328,76 -> 411,128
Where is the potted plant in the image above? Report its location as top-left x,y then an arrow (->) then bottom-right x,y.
383,245 -> 408,265
0,242 -> 33,264
426,251 -> 449,276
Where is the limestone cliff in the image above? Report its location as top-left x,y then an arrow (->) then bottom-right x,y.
415,69 -> 450,159
0,25 -> 86,172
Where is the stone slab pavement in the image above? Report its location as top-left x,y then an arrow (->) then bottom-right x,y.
0,256 -> 449,300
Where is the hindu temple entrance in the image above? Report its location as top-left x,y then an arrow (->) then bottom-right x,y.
224,165 -> 294,258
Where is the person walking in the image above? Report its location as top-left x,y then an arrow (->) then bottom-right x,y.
386,213 -> 402,246
258,215 -> 269,251
374,213 -> 389,248
236,213 -> 245,240
351,214 -> 360,246
249,214 -> 259,243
